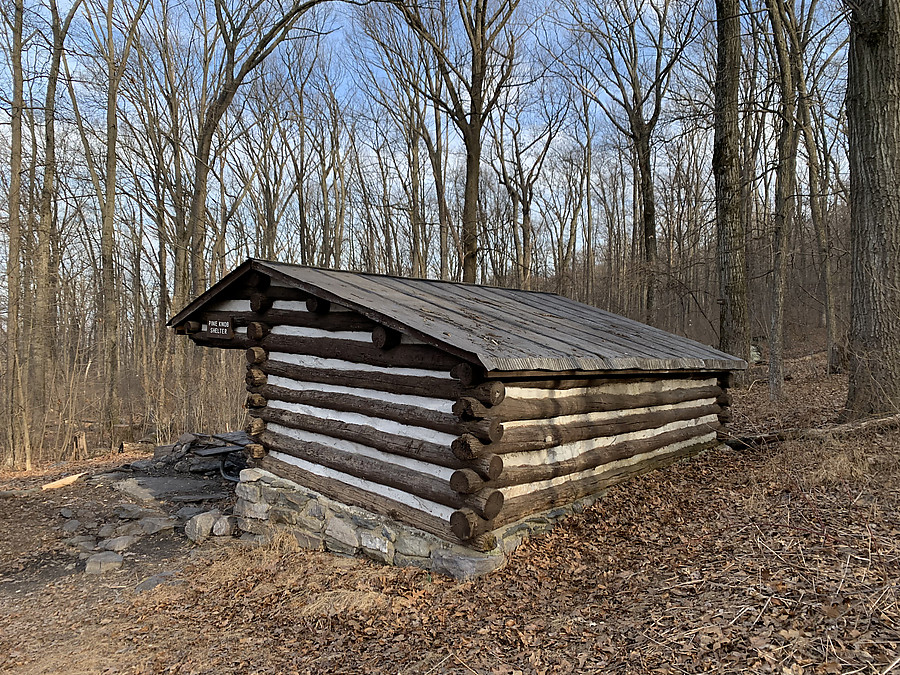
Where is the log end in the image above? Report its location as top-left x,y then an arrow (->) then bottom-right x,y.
250,293 -> 273,314
450,508 -> 481,540
372,325 -> 401,350
450,362 -> 484,387
246,346 -> 268,365
247,321 -> 270,341
306,297 -> 331,314
245,367 -> 267,387
451,434 -> 485,460
450,468 -> 483,494
480,489 -> 504,520
246,443 -> 267,459
184,320 -> 201,334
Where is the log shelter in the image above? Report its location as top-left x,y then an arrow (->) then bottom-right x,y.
170,259 -> 746,552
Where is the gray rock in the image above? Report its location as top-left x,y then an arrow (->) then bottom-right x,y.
282,492 -> 309,510
114,503 -> 156,520
238,533 -> 265,546
239,468 -> 265,483
259,474 -> 295,489
430,549 -> 506,579
135,571 -> 176,593
85,551 -> 123,574
235,516 -> 269,536
233,498 -> 270,520
212,515 -> 236,537
169,493 -> 228,503
394,531 -> 434,558
306,500 -> 325,520
185,511 -> 219,543
116,521 -> 146,537
290,530 -> 324,551
188,459 -> 221,474
64,535 -> 97,552
113,476 -> 218,502
392,552 -> 431,570
100,535 -> 139,552
61,519 -> 82,533
59,507 -> 75,519
360,531 -> 394,564
235,482 -> 261,503
324,517 -> 359,555
268,506 -> 297,525
175,506 -> 204,521
260,485 -> 284,504
128,459 -> 155,471
139,517 -> 178,535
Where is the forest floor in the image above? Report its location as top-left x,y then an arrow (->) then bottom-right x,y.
0,355 -> 898,674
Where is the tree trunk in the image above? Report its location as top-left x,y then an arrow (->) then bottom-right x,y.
845,0 -> 900,417
713,0 -> 749,374
462,129 -> 481,283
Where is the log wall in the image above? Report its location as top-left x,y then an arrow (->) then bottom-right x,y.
188,279 -> 733,548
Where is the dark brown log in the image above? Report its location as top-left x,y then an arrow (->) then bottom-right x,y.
306,297 -> 330,314
454,403 -> 722,455
184,320 -> 201,334
715,391 -> 732,407
718,409 -> 732,422
493,438 -> 720,529
494,422 -> 720,488
245,368 -> 267,387
372,325 -> 401,350
450,362 -> 484,386
450,468 -> 484,494
246,346 -> 268,365
464,381 -> 506,406
254,383 -> 460,434
247,321 -> 270,341
462,417 -> 504,443
246,393 -> 267,408
257,406 -> 502,480
450,507 -> 494,540
190,334 -> 251,350
260,359 -> 460,398
260,333 -> 461,371
260,455 -> 466,546
260,430 -> 503,520
250,293 -> 273,313
246,443 -> 266,459
246,416 -> 266,435
455,385 -> 723,422
245,271 -> 271,291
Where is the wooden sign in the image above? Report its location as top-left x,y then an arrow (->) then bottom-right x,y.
206,317 -> 233,339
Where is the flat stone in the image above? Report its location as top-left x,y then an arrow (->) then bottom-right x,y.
236,517 -> 269,536
235,483 -> 261,503
295,514 -> 324,533
100,535 -> 139,552
185,511 -> 220,544
59,508 -> 75,519
259,474 -> 295,489
268,506 -> 297,525
64,536 -> 97,552
135,571 -> 176,593
394,531 -> 434,558
290,530 -> 324,551
116,521 -> 146,537
233,498 -> 270,520
113,476 -> 219,502
61,519 -> 82,533
238,533 -> 265,546
324,517 -> 359,554
85,551 -> 123,574
113,503 -> 157,520
260,485 -> 284,504
140,517 -> 178,535
430,549 -> 506,580
188,459 -> 221,474
212,515 -> 236,537
128,459 -> 155,471
239,468 -> 265,483
360,531 -> 394,564
169,493 -> 228,503
282,492 -> 309,510
175,506 -> 204,521
306,501 -> 325,520
392,552 -> 431,570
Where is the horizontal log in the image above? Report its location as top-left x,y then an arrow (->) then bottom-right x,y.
247,322 -> 270,341
260,430 -> 503,520
260,333 -> 462,371
260,359 -> 461,399
465,381 -> 506,406
450,507 -> 495,541
246,393 -> 267,408
253,383 -> 458,435
372,325 -> 401,350
251,293 -> 273,313
246,416 -> 266,435
450,362 -> 484,387
306,297 -> 330,314
455,385 -> 723,423
497,372 -> 722,390
260,455 -> 467,546
256,406 -> 502,480
184,320 -> 201,334
246,368 -> 267,387
495,422 -> 720,488
246,346 -> 268,365
493,438 -> 720,529
493,403 -> 723,454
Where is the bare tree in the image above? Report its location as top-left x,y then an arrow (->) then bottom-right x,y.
845,0 -> 900,417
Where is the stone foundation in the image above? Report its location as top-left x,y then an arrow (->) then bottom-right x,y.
234,468 -> 602,579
